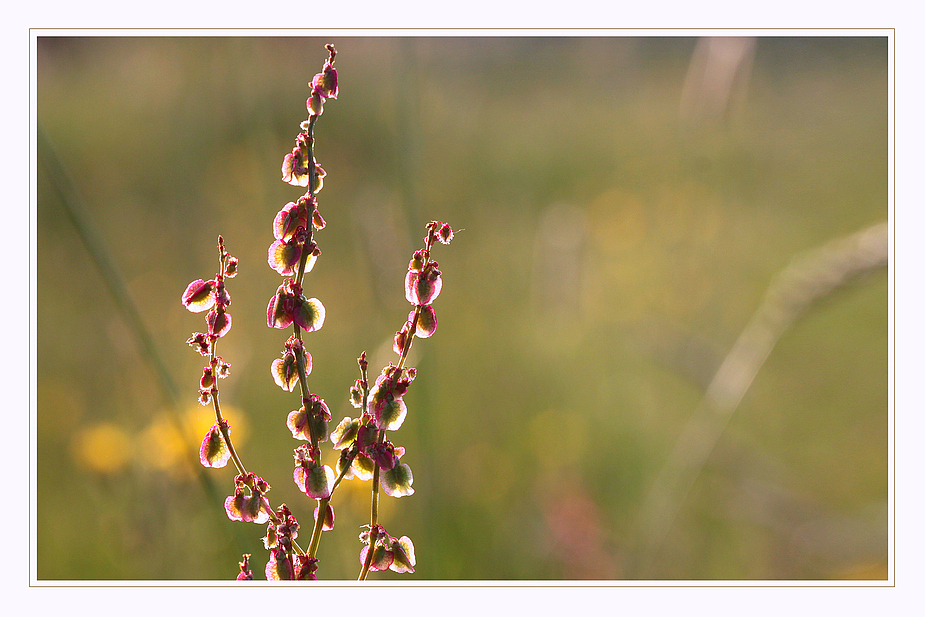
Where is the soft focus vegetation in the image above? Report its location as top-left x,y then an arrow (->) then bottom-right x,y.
36,36 -> 887,580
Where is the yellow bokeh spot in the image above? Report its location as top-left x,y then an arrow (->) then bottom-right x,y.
139,415 -> 188,474
134,405 -> 249,478
185,404 -> 248,447
72,422 -> 131,474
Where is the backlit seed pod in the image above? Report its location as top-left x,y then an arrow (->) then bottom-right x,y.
307,88 -> 325,116
312,208 -> 326,230
408,250 -> 425,272
389,536 -> 416,573
273,201 -> 307,241
294,462 -> 334,499
293,297 -> 325,332
214,283 -> 231,308
207,308 -> 232,338
282,146 -> 310,187
311,59 -> 338,100
200,367 -> 215,390
267,285 -> 296,329
331,416 -> 359,449
296,556 -> 319,581
311,395 -> 332,421
181,279 -> 216,313
268,238 -> 303,276
437,223 -> 454,245
263,525 -> 278,550
187,333 -> 210,356
312,161 -> 326,194
335,450 -> 356,481
224,256 -> 238,278
355,423 -> 378,451
369,442 -> 399,471
404,267 -> 442,306
367,377 -> 408,431
349,381 -> 363,408
286,407 -> 312,441
413,305 -> 437,338
350,452 -> 376,481
265,548 -> 294,581
236,554 -> 253,580
224,489 -> 272,524
393,325 -> 408,355
310,413 -> 329,443
272,350 -> 311,392
359,543 -> 394,572
314,503 -> 335,531
199,424 -> 230,468
380,462 -> 415,498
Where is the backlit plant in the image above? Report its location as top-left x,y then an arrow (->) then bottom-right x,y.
181,44 -> 454,580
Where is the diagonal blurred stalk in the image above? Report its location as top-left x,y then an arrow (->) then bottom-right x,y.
632,221 -> 888,578
38,123 -> 181,406
36,122 -> 242,550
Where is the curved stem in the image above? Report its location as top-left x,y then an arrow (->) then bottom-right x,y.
331,451 -> 357,493
212,391 -> 247,477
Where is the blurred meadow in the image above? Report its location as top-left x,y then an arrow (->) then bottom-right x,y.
35,35 -> 888,580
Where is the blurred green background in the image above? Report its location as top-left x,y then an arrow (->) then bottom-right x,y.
35,36 -> 888,580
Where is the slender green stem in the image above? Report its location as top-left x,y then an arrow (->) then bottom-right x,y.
293,112 -> 331,564
305,446 -> 356,561
212,391 -> 247,477
331,451 -> 357,493
396,307 -> 421,371
208,246 -> 247,477
307,497 -> 329,559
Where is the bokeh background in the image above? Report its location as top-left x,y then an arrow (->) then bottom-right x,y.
35,35 -> 888,580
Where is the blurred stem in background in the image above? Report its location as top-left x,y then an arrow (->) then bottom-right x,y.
36,122 -> 249,555
633,221 -> 888,577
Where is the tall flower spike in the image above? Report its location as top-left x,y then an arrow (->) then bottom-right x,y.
184,45 -> 455,581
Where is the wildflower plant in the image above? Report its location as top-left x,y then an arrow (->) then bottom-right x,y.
181,44 -> 454,580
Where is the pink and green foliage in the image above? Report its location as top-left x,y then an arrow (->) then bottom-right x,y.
181,44 -> 454,580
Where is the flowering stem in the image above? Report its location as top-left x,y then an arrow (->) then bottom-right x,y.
396,228 -> 436,370
294,95 -> 329,565
358,226 -> 444,580
190,44 -> 352,580
212,392 -> 247,477
210,243 -> 248,478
